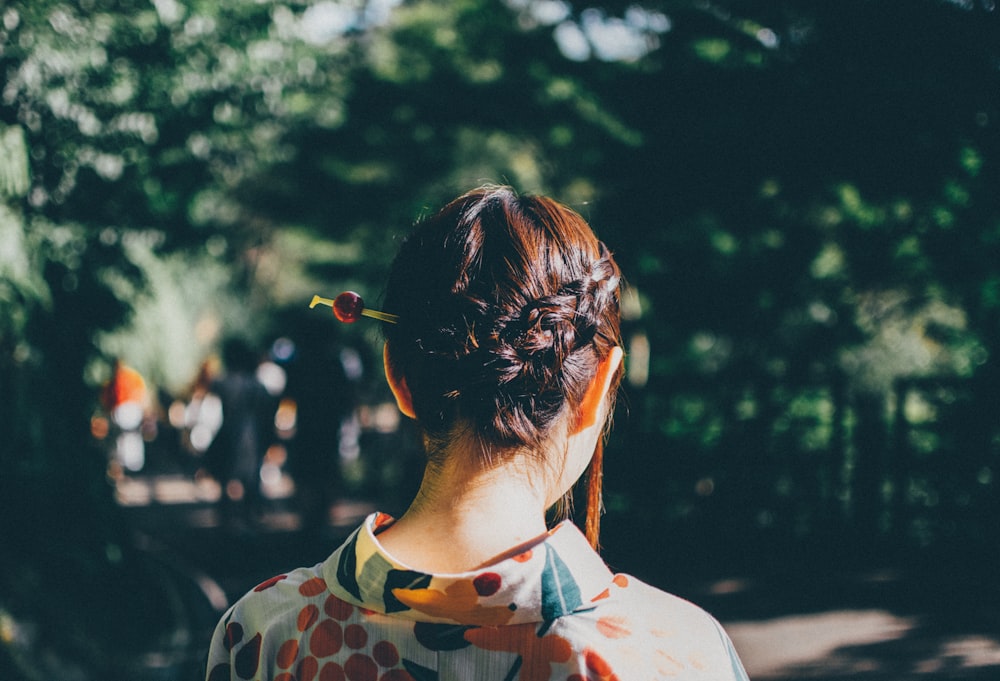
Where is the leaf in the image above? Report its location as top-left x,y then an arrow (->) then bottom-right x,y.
335,530 -> 362,600
383,568 -> 433,613
540,544 -> 583,622
413,622 -> 474,651
402,658 -> 439,681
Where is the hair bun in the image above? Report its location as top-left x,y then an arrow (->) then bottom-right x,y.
382,186 -> 622,451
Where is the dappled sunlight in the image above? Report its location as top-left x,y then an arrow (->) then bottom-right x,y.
915,636 -> 1000,674
727,610 -> 918,678
727,609 -> 1000,679
840,290 -> 987,396
114,473 -> 222,506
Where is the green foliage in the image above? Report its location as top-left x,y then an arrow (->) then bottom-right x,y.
2,0 -> 1000,587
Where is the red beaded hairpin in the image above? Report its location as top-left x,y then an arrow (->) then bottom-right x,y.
309,291 -> 399,324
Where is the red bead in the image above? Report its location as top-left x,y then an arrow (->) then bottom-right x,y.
333,291 -> 364,323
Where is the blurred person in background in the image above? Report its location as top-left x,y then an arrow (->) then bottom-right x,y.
206,186 -> 748,680
99,357 -> 150,476
181,356 -> 224,460
282,323 -> 358,536
205,337 -> 276,532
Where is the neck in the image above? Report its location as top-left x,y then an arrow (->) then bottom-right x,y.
376,442 -> 557,573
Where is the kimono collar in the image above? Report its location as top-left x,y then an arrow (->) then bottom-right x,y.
323,513 -> 615,626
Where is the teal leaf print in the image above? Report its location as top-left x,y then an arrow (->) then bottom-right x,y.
233,632 -> 261,679
402,658 -> 439,681
502,656 -> 523,681
336,530 -> 362,600
383,569 -> 433,613
540,544 -> 583,622
207,663 -> 230,681
413,622 -> 474,651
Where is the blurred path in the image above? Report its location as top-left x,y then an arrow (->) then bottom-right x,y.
727,609 -> 1000,679
115,471 -> 377,601
116,471 -> 1000,681
672,556 -> 1000,680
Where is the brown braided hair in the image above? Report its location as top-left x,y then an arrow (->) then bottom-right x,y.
382,186 -> 623,547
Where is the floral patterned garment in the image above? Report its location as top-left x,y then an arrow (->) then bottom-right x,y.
206,512 -> 750,681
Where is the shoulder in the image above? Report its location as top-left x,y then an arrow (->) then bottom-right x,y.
609,573 -> 715,619
582,572 -> 725,638
553,573 -> 748,680
225,563 -> 328,626
206,563 -> 330,678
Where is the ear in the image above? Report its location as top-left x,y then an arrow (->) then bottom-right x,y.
383,343 -> 416,419
573,346 -> 624,434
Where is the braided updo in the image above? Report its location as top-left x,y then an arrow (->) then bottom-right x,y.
382,186 -> 622,459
